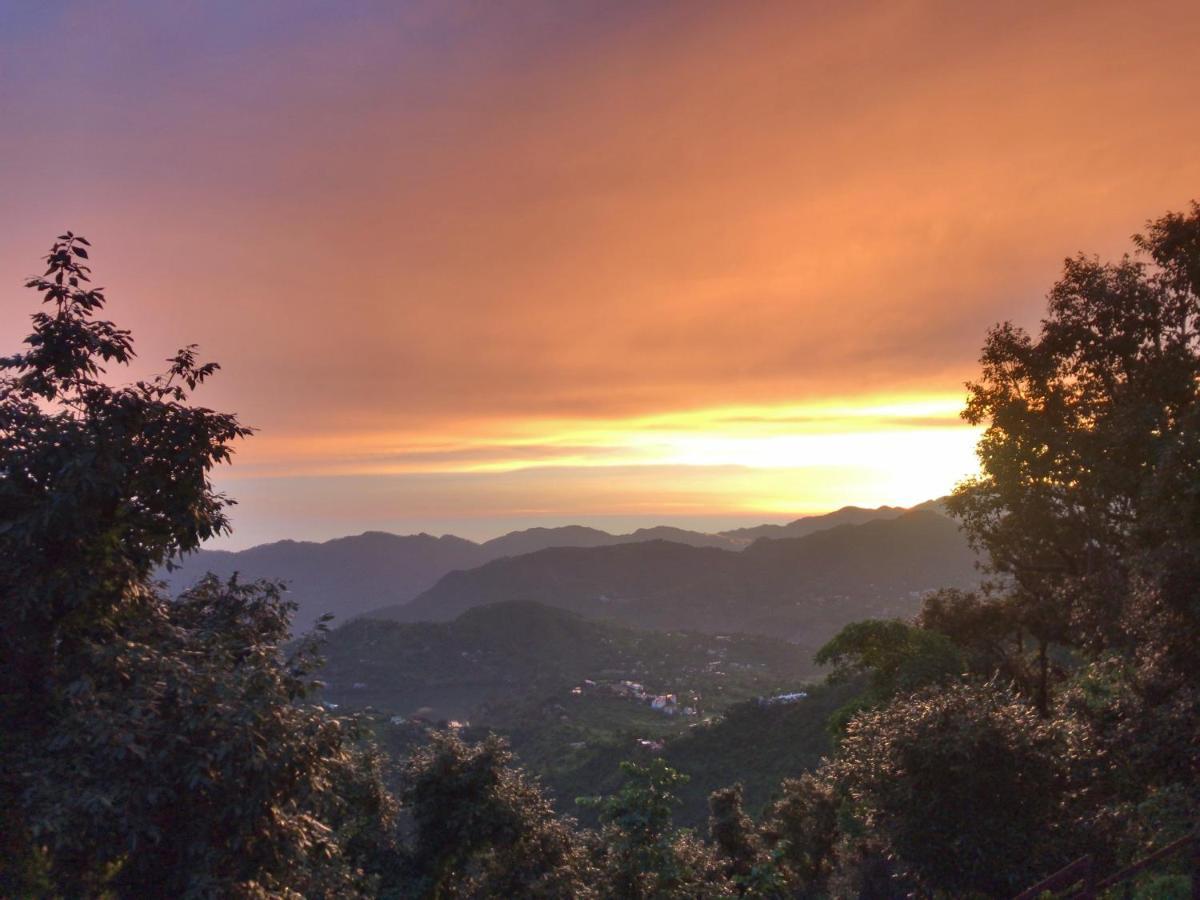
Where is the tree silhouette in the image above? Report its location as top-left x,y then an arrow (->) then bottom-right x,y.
0,235 -> 393,896
949,202 -> 1200,696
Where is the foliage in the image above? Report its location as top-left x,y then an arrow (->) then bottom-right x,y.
1057,657 -> 1200,867
930,203 -> 1200,891
396,731 -> 592,898
759,773 -> 838,896
815,618 -> 964,729
29,576 -> 397,897
653,680 -> 858,828
948,202 -> 1200,673
917,588 -> 1028,682
0,236 -> 394,897
830,679 -> 1093,897
583,759 -> 733,898
0,234 -> 251,632
707,785 -> 788,896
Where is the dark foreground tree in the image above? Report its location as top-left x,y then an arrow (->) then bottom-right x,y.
949,202 -> 1200,677
831,680 -> 1094,897
759,773 -> 838,896
812,204 -> 1200,896
0,236 -> 394,896
933,203 -> 1200,892
707,784 -> 787,896
396,731 -> 593,898
583,759 -> 733,898
29,576 -> 398,897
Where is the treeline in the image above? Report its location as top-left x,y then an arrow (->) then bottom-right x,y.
2,205 -> 1198,897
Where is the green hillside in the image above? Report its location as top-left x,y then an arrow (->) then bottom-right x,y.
319,600 -> 818,720
320,601 -> 842,827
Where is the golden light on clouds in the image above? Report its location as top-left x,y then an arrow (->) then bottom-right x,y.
228,394 -> 980,534
1,1 -> 1197,544
237,394 -> 973,474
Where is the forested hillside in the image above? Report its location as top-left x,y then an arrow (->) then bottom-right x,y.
318,601 -> 839,829
319,600 -> 817,718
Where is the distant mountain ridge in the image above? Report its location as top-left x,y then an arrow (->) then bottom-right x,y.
479,523 -> 743,558
161,505 -> 919,630
369,510 -> 980,645
717,504 -> 909,541
161,531 -> 487,630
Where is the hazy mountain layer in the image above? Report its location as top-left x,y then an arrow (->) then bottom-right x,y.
161,506 -> 911,629
371,510 -> 979,644
717,504 -> 909,541
161,532 -> 489,631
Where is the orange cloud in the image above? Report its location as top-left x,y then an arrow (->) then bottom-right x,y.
1,0 -> 1197,541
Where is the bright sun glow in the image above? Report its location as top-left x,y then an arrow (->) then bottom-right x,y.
232,393 -> 981,515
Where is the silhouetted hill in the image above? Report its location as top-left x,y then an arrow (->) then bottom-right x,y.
479,524 -> 741,557
372,510 -> 979,643
161,523 -> 752,629
161,508 -> 956,632
718,504 -> 907,542
384,540 -> 732,625
162,532 -> 490,631
477,525 -> 615,558
623,526 -> 744,550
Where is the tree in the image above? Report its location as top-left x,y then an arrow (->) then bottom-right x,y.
583,759 -> 732,899
816,202 -> 1200,894
916,587 -> 1056,700
28,576 -> 398,897
1,234 -> 251,862
830,680 -> 1093,898
0,235 -> 396,896
707,784 -> 786,896
814,618 -> 964,728
758,773 -> 838,897
397,731 -> 592,898
948,202 -> 1200,681
1056,655 -> 1200,866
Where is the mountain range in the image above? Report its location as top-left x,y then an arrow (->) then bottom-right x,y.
717,503 -> 908,541
370,509 -> 978,644
161,504 -> 933,630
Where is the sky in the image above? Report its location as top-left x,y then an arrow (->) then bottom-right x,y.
2,1 -> 1199,547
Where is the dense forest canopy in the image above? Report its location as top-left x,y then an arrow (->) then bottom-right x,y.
2,205 -> 1199,897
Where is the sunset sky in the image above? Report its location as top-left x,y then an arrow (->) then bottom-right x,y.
3,1 -> 1199,547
